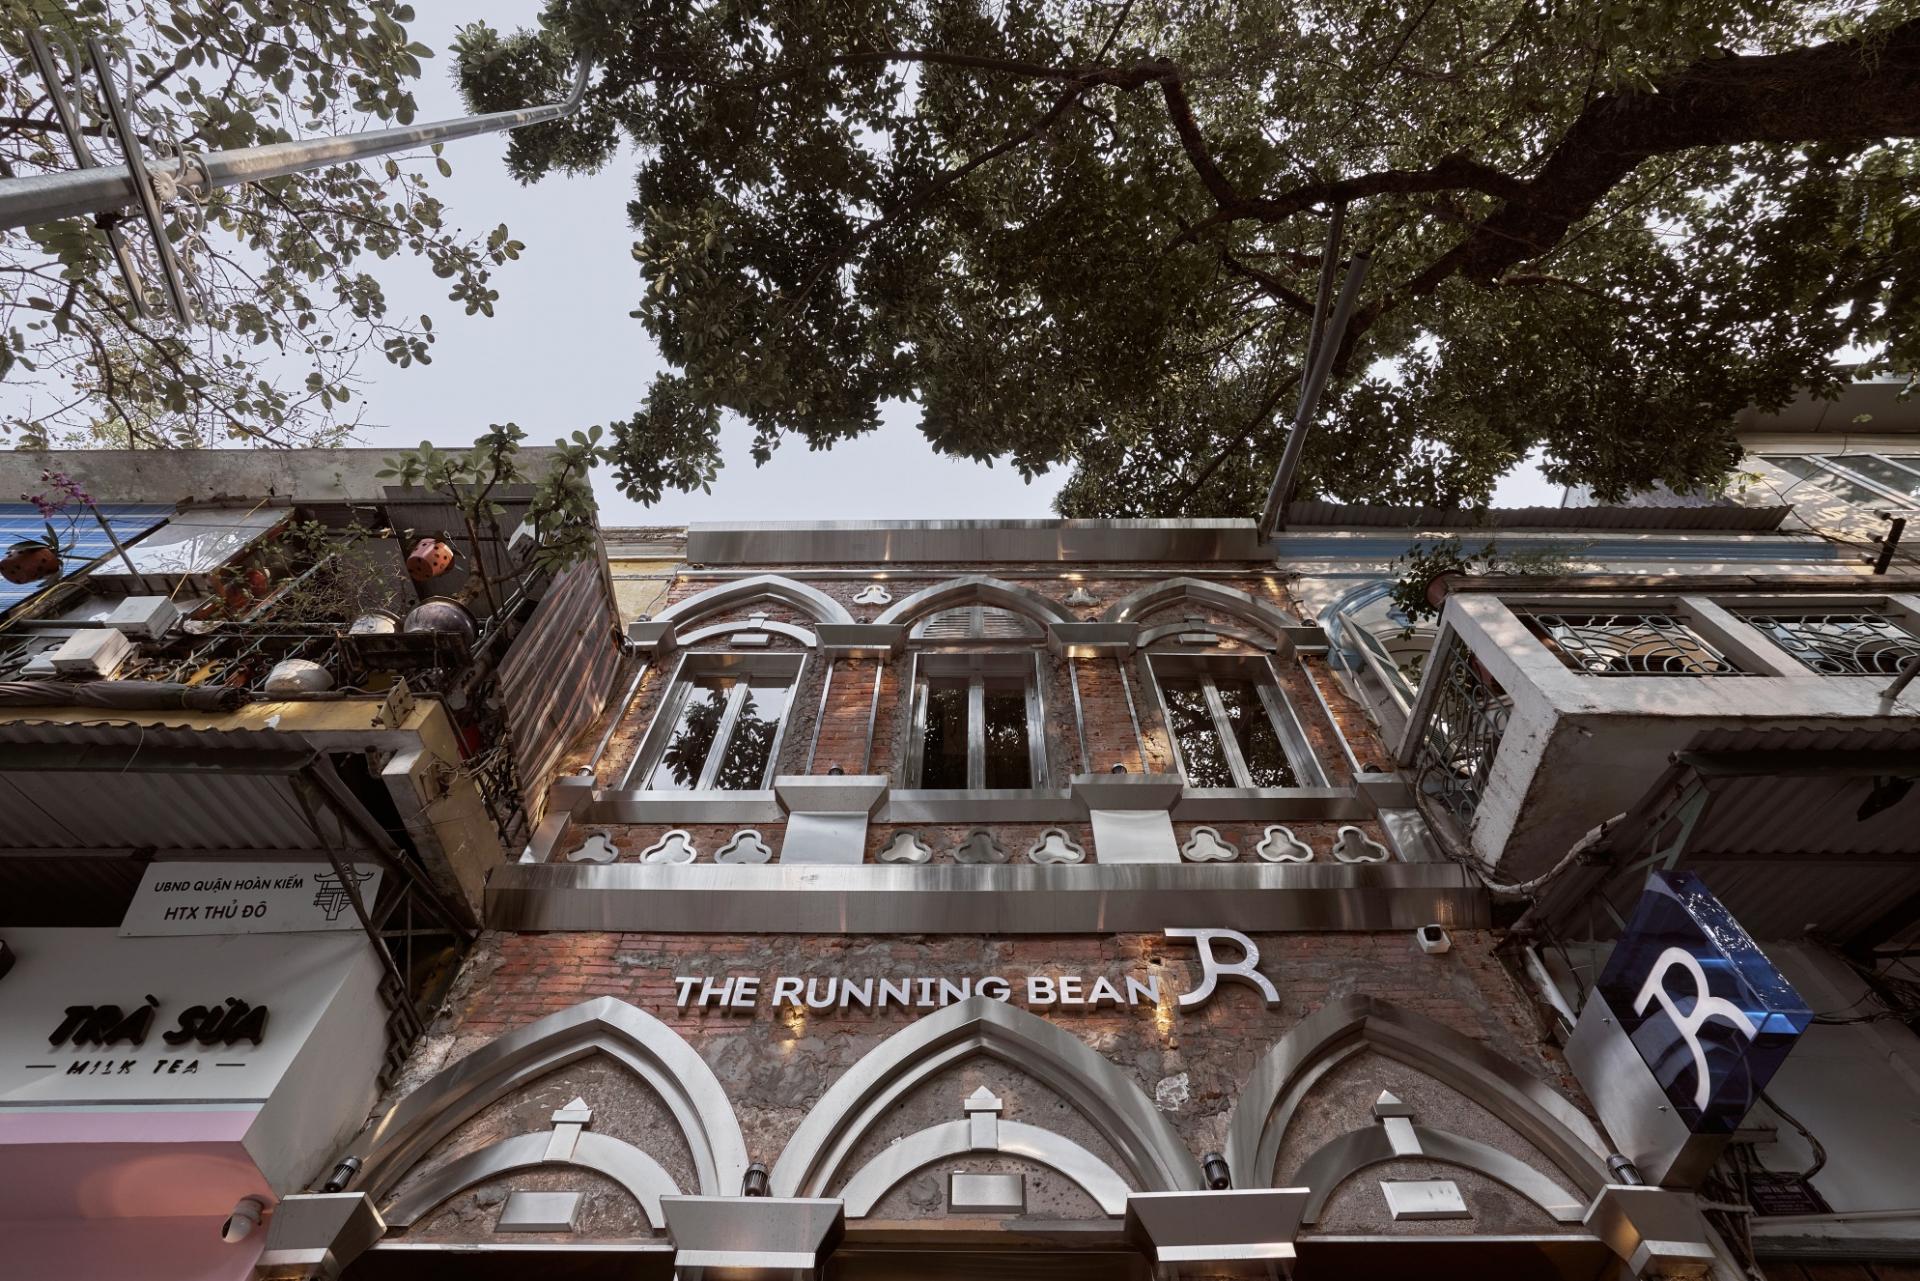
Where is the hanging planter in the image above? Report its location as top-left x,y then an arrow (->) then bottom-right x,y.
405,535 -> 456,582
1,540 -> 62,585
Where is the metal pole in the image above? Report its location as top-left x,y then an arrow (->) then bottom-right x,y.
1294,202 -> 1345,420
1257,250 -> 1372,540
0,59 -> 592,232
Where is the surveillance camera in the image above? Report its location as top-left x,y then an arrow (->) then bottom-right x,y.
1416,924 -> 1452,955
222,1196 -> 266,1243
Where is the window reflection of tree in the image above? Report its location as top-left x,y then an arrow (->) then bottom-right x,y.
1161,679 -> 1233,787
651,680 -> 730,789
982,689 -> 1031,788
712,687 -> 782,790
921,682 -> 968,789
1216,680 -> 1298,787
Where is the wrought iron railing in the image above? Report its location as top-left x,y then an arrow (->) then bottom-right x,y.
1415,635 -> 1512,823
1520,611 -> 1742,676
1733,611 -> 1920,676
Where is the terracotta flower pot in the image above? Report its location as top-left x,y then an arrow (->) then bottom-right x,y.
1,540 -> 62,585
1423,570 -> 1465,608
405,537 -> 455,582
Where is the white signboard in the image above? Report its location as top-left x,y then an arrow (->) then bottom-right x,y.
0,928 -> 379,1105
119,860 -> 383,936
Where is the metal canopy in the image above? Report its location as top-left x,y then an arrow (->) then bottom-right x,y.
1523,725 -> 1920,947
0,721 -> 362,854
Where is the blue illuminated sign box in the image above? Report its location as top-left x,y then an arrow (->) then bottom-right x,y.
1595,870 -> 1811,1135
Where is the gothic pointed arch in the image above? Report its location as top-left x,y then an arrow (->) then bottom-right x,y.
873,575 -> 1077,628
1101,577 -> 1299,636
654,574 -> 854,628
769,996 -> 1202,1201
343,997 -> 750,1208
1223,995 -> 1609,1196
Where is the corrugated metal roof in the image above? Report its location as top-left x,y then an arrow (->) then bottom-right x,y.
498,561 -> 621,821
0,719 -> 362,854
1282,500 -> 1791,531
1586,724 -> 1920,942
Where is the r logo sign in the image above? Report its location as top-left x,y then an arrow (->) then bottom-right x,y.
1596,870 -> 1810,1136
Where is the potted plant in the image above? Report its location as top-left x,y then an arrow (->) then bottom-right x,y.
2,471 -> 93,585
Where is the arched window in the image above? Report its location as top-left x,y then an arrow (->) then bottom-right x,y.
895,587 -> 1056,791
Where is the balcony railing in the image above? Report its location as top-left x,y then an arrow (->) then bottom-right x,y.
1519,611 -> 1744,676
1413,634 -> 1512,823
1732,610 -> 1920,676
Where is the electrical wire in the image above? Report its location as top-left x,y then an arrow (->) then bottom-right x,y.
1758,1089 -> 1828,1183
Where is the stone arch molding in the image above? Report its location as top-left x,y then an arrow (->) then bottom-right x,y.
342,997 -> 749,1230
654,574 -> 854,629
769,997 -> 1202,1212
1102,576 -> 1299,636
874,574 -> 1077,628
1223,996 -> 1610,1218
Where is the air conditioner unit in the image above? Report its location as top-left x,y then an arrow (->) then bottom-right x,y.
50,628 -> 133,677
104,595 -> 180,639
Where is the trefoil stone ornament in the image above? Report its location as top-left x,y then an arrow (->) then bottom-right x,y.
715,829 -> 773,864
640,829 -> 698,865
877,830 -> 933,865
955,829 -> 1008,864
853,583 -> 892,606
564,833 -> 618,864
1255,825 -> 1314,863
1180,827 -> 1237,863
1026,828 -> 1087,865
1332,825 -> 1391,863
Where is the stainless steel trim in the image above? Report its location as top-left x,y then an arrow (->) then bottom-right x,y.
659,1196 -> 845,1272
652,573 -> 855,626
862,659 -> 884,774
344,997 -> 749,1206
1101,576 -> 1300,628
686,520 -> 1267,565
1126,1188 -> 1309,1266
1294,1126 -> 1584,1224
1224,995 -> 1610,1196
1295,655 -> 1363,778
485,862 -> 1488,933
1068,656 -> 1089,775
805,656 -> 836,774
1565,991 -> 1730,1188
382,1129 -> 680,1230
581,792 -> 784,824
769,997 -> 1201,1202
586,657 -> 650,776
874,574 -> 1078,626
1117,655 -> 1147,769
1028,650 -> 1052,787
835,1118 -> 1129,1217
675,618 -> 818,648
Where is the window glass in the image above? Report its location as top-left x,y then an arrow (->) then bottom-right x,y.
646,677 -> 732,790
919,679 -> 970,788
712,677 -> 790,790
1829,455 -> 1920,500
1159,677 -> 1235,788
1759,456 -> 1891,505
982,684 -> 1033,788
643,673 -> 791,791
1216,678 -> 1299,787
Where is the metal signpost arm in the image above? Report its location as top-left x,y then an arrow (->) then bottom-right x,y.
0,57 -> 593,233
23,29 -> 154,317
